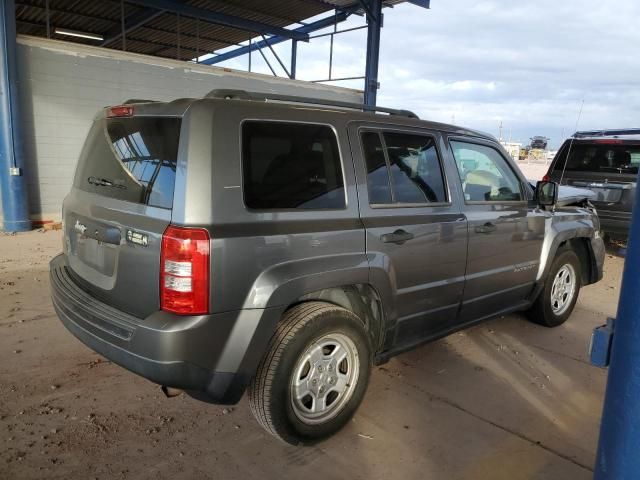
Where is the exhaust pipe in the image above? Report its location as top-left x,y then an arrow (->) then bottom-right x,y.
161,385 -> 183,398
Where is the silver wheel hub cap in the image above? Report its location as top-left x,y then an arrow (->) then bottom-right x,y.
290,333 -> 359,425
550,263 -> 577,315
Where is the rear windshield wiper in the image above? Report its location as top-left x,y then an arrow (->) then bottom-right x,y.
88,176 -> 127,189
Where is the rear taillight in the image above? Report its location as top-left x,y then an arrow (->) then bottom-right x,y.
594,139 -> 623,144
160,225 -> 210,315
107,105 -> 134,117
542,174 -> 550,182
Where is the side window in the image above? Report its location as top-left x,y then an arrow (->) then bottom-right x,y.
450,141 -> 523,202
242,121 -> 346,210
360,130 -> 447,205
384,132 -> 447,203
361,131 -> 392,204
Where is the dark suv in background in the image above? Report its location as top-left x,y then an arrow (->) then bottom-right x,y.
51,90 -> 604,445
545,129 -> 640,239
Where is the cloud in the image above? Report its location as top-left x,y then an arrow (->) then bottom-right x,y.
215,0 -> 639,148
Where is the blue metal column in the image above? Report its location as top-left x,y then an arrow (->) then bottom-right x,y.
594,180 -> 640,479
363,0 -> 382,107
0,0 -> 31,232
291,40 -> 297,79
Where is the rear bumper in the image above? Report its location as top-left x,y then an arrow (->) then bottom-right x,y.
598,209 -> 631,237
50,254 -> 279,404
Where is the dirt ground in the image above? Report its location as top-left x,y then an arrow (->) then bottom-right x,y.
515,161 -> 550,181
0,230 -> 624,480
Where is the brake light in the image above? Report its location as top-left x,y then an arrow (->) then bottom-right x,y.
160,225 -> 210,315
594,139 -> 623,144
542,174 -> 550,181
107,105 -> 134,118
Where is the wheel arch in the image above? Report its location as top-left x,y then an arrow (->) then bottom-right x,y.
293,284 -> 386,354
561,237 -> 598,285
242,253 -> 396,356
537,218 -> 597,282
530,221 -> 600,303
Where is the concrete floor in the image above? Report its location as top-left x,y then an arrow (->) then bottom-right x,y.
0,230 -> 622,480
514,161 -> 549,181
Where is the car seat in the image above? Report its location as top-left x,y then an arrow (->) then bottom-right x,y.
464,170 -> 501,201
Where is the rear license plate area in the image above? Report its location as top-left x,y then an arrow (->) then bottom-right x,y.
590,187 -> 622,203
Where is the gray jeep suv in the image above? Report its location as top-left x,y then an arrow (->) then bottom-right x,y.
50,90 -> 604,444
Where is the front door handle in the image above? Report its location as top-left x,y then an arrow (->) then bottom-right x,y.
380,229 -> 414,245
475,222 -> 497,234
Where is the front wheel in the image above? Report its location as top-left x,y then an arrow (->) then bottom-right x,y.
528,248 -> 582,327
248,302 -> 371,445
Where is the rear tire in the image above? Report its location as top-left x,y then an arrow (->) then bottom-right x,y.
528,248 -> 582,327
248,302 -> 371,445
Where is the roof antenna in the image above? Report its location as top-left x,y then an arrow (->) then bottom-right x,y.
558,99 -> 585,188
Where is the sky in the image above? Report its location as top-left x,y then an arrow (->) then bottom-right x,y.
209,0 -> 639,149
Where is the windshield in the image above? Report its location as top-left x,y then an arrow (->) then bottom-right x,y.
558,142 -> 640,174
74,117 -> 181,209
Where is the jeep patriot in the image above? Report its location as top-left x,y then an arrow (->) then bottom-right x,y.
50,90 -> 605,444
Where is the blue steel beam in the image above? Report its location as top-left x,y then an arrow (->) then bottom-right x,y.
407,0 -> 431,8
357,0 -> 376,21
201,10 -> 352,66
125,0 -> 309,41
594,181 -> 640,478
100,7 -> 165,47
0,0 -> 31,231
363,0 -> 382,106
260,35 -> 291,78
291,40 -> 298,79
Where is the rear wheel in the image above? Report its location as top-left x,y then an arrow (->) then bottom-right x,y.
248,302 -> 371,445
528,248 -> 582,327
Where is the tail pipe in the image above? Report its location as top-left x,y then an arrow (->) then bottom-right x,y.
161,386 -> 183,398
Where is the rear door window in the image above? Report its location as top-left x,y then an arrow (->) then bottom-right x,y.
242,121 -> 346,210
360,130 -> 447,205
74,117 -> 181,209
361,131 -> 392,204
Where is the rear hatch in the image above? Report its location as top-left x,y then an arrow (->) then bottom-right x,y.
63,107 -> 181,318
549,140 -> 639,210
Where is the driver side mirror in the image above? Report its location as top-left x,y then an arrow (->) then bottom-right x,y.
536,180 -> 558,207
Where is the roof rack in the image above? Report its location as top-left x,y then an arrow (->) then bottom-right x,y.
573,128 -> 640,138
205,89 -> 419,119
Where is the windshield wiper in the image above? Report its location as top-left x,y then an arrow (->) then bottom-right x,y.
88,176 -> 127,189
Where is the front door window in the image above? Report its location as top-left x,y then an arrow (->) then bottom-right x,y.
450,141 -> 523,203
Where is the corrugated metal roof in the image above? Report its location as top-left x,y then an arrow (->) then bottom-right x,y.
14,0 -> 403,61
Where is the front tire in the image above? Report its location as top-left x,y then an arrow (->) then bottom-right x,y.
248,302 -> 371,445
528,248 -> 582,327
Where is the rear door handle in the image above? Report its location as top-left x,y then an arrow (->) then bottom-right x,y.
380,229 -> 414,245
475,222 -> 497,234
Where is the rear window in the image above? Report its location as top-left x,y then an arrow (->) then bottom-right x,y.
74,117 -> 181,209
556,142 -> 640,175
242,121 -> 346,210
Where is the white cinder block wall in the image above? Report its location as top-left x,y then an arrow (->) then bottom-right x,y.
15,36 -> 362,222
